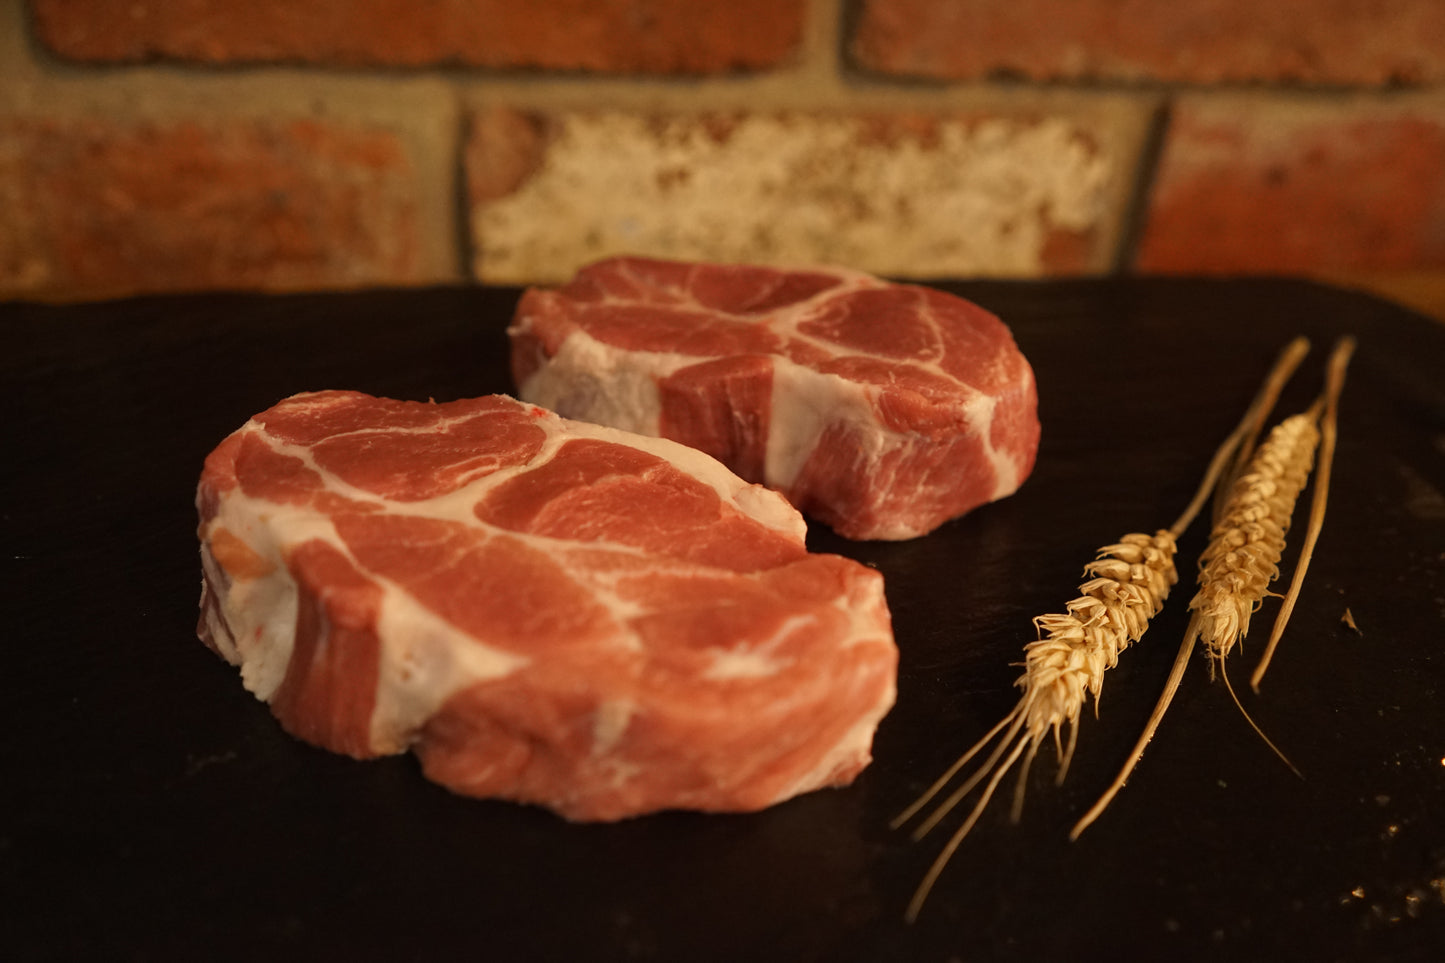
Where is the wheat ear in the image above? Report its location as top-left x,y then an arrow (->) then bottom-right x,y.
1190,409 -> 1321,668
896,338 -> 1311,920
1189,410 -> 1321,775
1250,336 -> 1356,690
896,531 -> 1178,922
1069,338 -> 1358,840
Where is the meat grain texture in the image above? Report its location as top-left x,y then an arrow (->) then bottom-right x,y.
510,257 -> 1040,540
196,391 -> 896,821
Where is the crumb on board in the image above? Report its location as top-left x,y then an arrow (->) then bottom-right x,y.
1341,607 -> 1361,634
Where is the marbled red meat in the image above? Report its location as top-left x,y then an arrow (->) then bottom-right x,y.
196,390 -> 896,821
510,257 -> 1041,540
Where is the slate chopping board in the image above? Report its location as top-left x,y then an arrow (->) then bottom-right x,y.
3,277 -> 1442,961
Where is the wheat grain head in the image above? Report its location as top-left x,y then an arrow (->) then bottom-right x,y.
1020,531 -> 1179,750
896,529 -> 1178,922
1189,411 -> 1321,666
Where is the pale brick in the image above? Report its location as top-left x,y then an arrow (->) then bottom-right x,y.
1136,97 -> 1445,273
466,108 -> 1128,283
30,0 -> 804,74
852,0 -> 1445,85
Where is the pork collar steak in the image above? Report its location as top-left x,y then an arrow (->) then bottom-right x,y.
196,390 -> 896,821
509,257 -> 1040,541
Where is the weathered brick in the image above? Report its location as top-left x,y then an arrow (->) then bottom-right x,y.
30,0 -> 804,74
852,0 -> 1445,85
466,108 -> 1130,283
0,116 -> 426,297
1135,97 -> 1445,273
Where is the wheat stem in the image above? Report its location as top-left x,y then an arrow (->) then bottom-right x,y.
904,734 -> 1032,924
897,710 -> 1025,836
1181,336 -> 1311,536
888,706 -> 1021,831
1069,625 -> 1195,840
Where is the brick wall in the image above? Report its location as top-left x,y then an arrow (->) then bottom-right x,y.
4,0 -> 1445,302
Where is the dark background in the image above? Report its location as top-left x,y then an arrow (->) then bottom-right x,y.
4,278 -> 1443,961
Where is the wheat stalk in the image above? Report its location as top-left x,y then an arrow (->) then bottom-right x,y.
895,337 -> 1313,921
1070,336 -> 1355,841
892,532 -> 1180,825
896,531 -> 1178,921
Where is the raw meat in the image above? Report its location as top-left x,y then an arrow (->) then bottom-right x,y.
196,390 -> 896,821
509,257 -> 1041,540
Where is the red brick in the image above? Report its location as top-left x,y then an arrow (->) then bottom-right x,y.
852,0 -> 1445,85
467,109 -> 549,205
30,0 -> 804,74
1135,99 -> 1445,274
0,116 -> 424,297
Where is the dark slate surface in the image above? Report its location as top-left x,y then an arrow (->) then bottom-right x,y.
3,278 -> 1442,961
